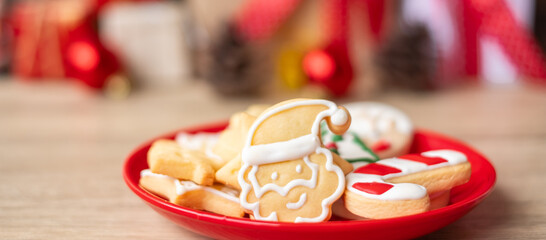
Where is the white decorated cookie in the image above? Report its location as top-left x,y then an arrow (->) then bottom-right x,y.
322,124 -> 379,169
323,102 -> 414,163
238,99 -> 353,223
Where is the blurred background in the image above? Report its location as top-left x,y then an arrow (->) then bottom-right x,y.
2,1 -> 546,239
0,0 -> 544,99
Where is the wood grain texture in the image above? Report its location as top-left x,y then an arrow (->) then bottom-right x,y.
2,80 -> 545,239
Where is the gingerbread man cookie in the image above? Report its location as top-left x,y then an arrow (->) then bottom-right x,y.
238,99 -> 352,222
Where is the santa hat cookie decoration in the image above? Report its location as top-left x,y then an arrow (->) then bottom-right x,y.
238,99 -> 353,222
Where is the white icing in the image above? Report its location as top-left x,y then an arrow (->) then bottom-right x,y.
174,180 -> 201,195
286,193 -> 308,210
203,187 -> 240,203
296,164 -> 302,173
351,161 -> 369,170
295,147 -> 345,223
271,172 -> 278,180
204,147 -> 223,163
346,150 -> 467,200
333,133 -> 376,161
141,169 -> 172,179
176,132 -> 219,150
238,99 -> 346,223
422,150 -> 467,164
242,134 -> 320,165
261,212 -> 278,221
176,132 -> 223,162
345,102 -> 413,142
140,169 -> 239,203
331,108 -> 349,126
219,186 -> 240,198
246,155 -> 319,199
374,158 -> 431,178
347,174 -> 427,200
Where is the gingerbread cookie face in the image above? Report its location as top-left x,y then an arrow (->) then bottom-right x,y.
344,102 -> 413,160
238,99 -> 352,222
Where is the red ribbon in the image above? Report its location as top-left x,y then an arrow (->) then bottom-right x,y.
466,0 -> 546,81
320,0 -> 353,96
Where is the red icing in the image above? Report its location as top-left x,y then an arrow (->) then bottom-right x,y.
354,163 -> 402,176
352,182 -> 394,195
371,140 -> 391,152
325,142 -> 337,149
399,154 -> 448,166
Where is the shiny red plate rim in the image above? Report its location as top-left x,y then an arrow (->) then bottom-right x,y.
122,121 -> 496,230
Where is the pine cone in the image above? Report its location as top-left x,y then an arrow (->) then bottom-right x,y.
205,23 -> 267,95
374,24 -> 436,91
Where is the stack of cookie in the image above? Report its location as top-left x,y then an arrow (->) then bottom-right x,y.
139,99 -> 471,222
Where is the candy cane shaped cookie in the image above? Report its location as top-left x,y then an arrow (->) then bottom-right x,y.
344,150 -> 471,219
238,99 -> 353,222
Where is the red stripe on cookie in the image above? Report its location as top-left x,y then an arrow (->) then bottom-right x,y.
325,142 -> 337,149
398,154 -> 448,166
371,140 -> 391,152
354,163 -> 402,176
352,182 -> 394,195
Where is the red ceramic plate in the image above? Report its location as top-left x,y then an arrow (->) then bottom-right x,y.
123,122 -> 496,240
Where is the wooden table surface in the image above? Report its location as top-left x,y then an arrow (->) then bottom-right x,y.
2,79 -> 546,239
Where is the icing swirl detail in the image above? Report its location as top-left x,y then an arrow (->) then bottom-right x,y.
286,193 -> 308,210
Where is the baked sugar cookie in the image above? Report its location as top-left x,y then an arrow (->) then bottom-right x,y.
211,104 -> 269,171
216,102 -> 353,190
214,154 -> 243,189
344,150 -> 470,219
429,190 -> 450,210
175,132 -> 225,170
332,190 -> 450,220
215,147 -> 353,190
148,139 -> 215,186
344,102 -> 414,160
238,99 -> 353,222
140,170 -> 244,218
211,112 -> 256,169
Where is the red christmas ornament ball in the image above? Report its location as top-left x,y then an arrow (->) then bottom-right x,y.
67,41 -> 100,72
303,50 -> 336,81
